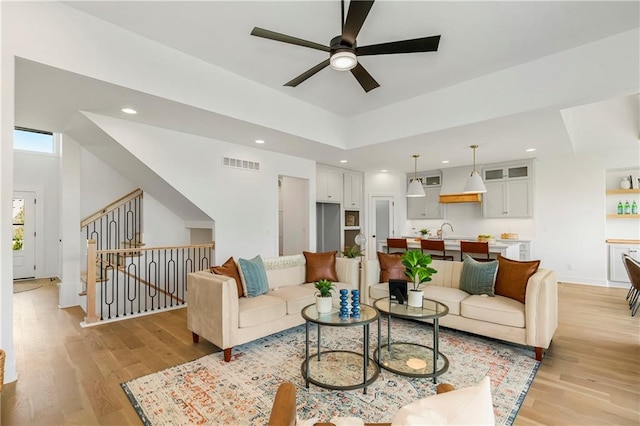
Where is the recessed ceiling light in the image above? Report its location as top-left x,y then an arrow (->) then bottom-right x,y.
121,108 -> 137,114
255,139 -> 265,144
381,170 -> 388,173
340,160 -> 348,163
441,160 -> 449,164
526,148 -> 536,152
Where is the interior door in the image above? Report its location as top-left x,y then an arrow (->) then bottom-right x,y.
13,191 -> 36,279
368,196 -> 394,258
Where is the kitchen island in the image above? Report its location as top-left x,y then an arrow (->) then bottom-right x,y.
379,238 -> 521,260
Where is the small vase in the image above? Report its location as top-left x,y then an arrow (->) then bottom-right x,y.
316,296 -> 332,313
407,290 -> 424,307
620,177 -> 631,189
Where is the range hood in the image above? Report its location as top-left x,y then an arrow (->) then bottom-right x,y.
438,166 -> 483,204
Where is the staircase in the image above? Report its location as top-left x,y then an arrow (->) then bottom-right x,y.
80,189 -> 214,325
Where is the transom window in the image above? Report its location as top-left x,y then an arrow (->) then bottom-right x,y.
14,127 -> 56,154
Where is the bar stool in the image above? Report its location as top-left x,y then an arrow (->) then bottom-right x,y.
387,238 -> 408,254
420,239 -> 454,261
460,241 -> 491,262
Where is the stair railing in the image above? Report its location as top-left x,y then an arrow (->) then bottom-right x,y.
81,188 -> 143,252
85,240 -> 215,324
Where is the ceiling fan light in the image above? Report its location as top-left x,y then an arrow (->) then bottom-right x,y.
407,179 -> 426,197
330,51 -> 357,71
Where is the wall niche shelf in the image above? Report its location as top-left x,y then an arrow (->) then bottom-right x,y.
606,214 -> 640,219
606,189 -> 640,195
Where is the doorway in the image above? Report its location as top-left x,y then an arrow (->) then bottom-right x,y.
13,191 -> 36,279
278,176 -> 310,256
368,196 -> 394,258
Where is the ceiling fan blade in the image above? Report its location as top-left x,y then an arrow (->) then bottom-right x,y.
350,63 -> 379,92
356,35 -> 441,56
284,59 -> 331,87
251,27 -> 330,52
342,0 -> 375,46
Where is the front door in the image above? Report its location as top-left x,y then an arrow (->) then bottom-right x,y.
368,196 -> 394,259
13,191 -> 36,279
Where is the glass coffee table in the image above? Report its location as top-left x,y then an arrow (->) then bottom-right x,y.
301,303 -> 379,394
373,297 -> 449,383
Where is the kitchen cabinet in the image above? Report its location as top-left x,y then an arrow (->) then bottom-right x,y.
316,166 -> 343,203
609,243 -> 640,282
407,172 -> 443,219
482,161 -> 533,218
343,172 -> 362,209
407,187 -> 444,219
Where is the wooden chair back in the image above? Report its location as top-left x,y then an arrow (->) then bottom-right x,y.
268,382 -> 297,426
460,241 -> 490,261
387,238 -> 408,253
420,239 -> 454,261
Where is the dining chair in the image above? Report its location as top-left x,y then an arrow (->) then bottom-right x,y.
460,241 -> 491,262
420,239 -> 454,261
622,253 -> 640,317
387,238 -> 408,254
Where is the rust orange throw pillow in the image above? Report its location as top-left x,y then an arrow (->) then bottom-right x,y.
211,257 -> 244,297
303,251 -> 338,283
494,255 -> 540,303
377,252 -> 408,283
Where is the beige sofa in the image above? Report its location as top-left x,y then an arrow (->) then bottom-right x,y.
362,258 -> 557,361
187,254 -> 360,361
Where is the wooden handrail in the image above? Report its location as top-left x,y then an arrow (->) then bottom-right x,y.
80,188 -> 143,228
96,242 -> 215,254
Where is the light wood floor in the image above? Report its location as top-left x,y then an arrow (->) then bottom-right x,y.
1,281 -> 638,425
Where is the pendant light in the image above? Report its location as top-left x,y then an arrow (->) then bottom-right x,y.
407,154 -> 426,197
463,145 -> 487,193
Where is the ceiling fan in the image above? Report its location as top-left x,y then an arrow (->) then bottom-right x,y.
250,0 -> 441,92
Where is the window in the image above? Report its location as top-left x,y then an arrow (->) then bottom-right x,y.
13,198 -> 25,251
14,127 -> 55,154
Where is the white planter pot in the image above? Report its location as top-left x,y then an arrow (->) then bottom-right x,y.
316,296 -> 333,313
407,290 -> 424,307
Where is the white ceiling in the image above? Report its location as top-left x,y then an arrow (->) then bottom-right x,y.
14,1 -> 640,173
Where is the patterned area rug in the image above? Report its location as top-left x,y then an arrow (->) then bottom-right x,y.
122,318 -> 539,425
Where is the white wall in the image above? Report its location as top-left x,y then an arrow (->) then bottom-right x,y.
82,114 -> 317,263
14,150 -> 60,278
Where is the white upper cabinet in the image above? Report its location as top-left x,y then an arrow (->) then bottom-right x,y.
482,161 -> 534,218
316,166 -> 343,203
407,173 -> 444,219
343,172 -> 363,209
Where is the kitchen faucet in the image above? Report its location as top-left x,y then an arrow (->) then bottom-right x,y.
440,222 -> 454,239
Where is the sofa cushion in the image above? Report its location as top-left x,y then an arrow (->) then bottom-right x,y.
303,251 -> 339,282
369,282 -> 391,301
494,255 -> 540,303
263,254 -> 306,288
238,255 -> 270,297
238,295 -> 287,328
461,294 -> 525,328
377,252 -> 408,283
423,285 -> 469,316
459,256 -> 498,296
211,257 -> 244,297
269,286 -> 316,314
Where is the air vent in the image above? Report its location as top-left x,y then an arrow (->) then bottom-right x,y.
222,157 -> 260,171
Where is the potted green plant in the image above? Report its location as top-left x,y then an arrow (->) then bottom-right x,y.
401,250 -> 438,307
419,228 -> 429,239
314,279 -> 335,313
341,245 -> 363,258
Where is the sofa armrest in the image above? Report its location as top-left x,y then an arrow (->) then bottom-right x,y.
335,257 -> 360,289
361,260 -> 381,304
187,271 -> 239,350
524,268 -> 558,349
